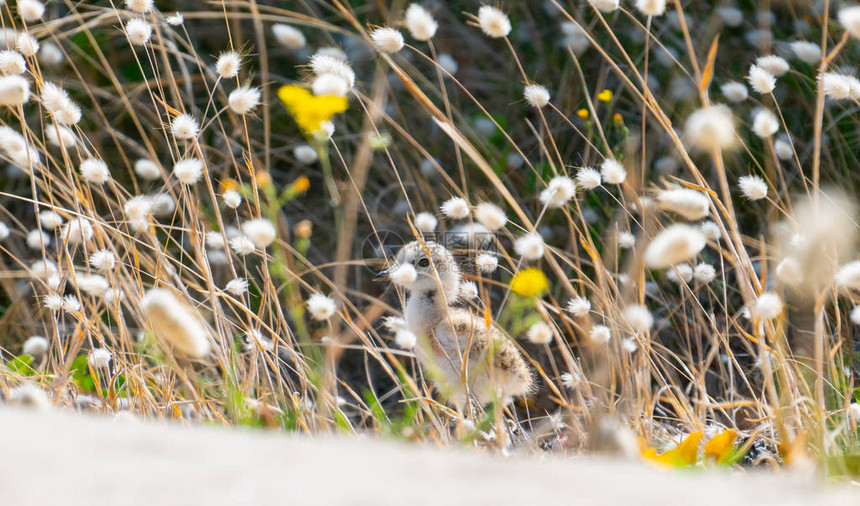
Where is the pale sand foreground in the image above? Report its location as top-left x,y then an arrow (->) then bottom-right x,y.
1,407 -> 858,506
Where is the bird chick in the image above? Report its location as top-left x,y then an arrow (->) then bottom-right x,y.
380,240 -> 533,406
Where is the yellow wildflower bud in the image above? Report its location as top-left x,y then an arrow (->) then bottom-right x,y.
255,171 -> 273,188
597,89 -> 613,103
293,175 -> 310,193
510,268 -> 549,297
577,108 -> 589,120
220,178 -> 240,193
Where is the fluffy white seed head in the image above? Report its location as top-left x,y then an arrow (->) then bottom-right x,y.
850,306 -> 860,326
311,73 -> 349,97
576,167 -> 601,190
657,188 -> 710,221
589,0 -> 619,13
693,263 -> 716,283
61,217 -> 93,245
46,123 -> 78,149
822,73 -> 854,100
617,231 -> 635,249
23,335 -> 48,356
0,221 -> 8,240
125,18 -> 152,46
225,278 -> 249,296
515,232 -> 545,260
839,6 -> 860,39
307,293 -> 336,321
623,304 -> 653,333
293,144 -> 318,164
89,249 -> 116,272
15,32 -> 39,56
134,159 -> 160,180
644,224 -> 706,269
242,218 -> 276,249
566,296 -> 591,317
754,292 -> 783,320
459,280 -> 478,300
272,24 -> 306,49
394,329 -> 417,349
755,55 -> 789,77
223,190 -> 241,209
228,86 -> 261,115
747,64 -> 776,94
666,263 -> 694,284
600,159 -> 626,185
0,74 -> 29,105
527,322 -> 554,344
474,202 -> 507,231
738,175 -> 768,200
0,50 -> 25,75
370,27 -> 404,53
39,42 -> 63,66
540,176 -> 576,208
589,325 -> 611,344
76,274 -> 109,297
309,53 -> 355,88
440,197 -> 470,219
38,210 -> 62,230
26,229 -> 48,249
87,348 -> 112,369
173,158 -> 203,185
61,294 -> 80,313
523,84 -> 550,108
720,81 -> 748,103
79,158 -> 110,185
216,51 -> 241,79
230,235 -> 255,255
171,113 -> 199,139
125,0 -> 154,13
475,253 -> 498,273
477,6 -> 511,38
836,261 -> 860,290
774,137 -> 793,160
405,4 -> 438,41
634,0 -> 666,17
19,0 -> 45,21
790,41 -> 821,65
684,105 -> 736,151
752,108 -> 779,139
142,288 -> 211,358
414,212 -> 437,233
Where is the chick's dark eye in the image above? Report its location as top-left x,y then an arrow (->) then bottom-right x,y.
416,258 -> 430,268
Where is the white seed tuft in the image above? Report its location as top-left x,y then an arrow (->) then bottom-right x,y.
272,24 -> 306,49
754,292 -> 783,320
474,202 -> 507,231
370,27 -> 405,53
405,4 -> 438,41
125,18 -> 152,46
523,84 -> 550,108
142,288 -> 211,358
526,322 -> 554,344
173,158 -> 203,185
215,51 -> 241,79
644,224 -> 706,269
306,293 -> 337,321
477,6 -> 511,38
747,64 -> 775,94
600,159 -> 626,185
227,86 -> 261,115
514,233 -> 545,260
440,197 -> 470,219
738,175 -> 768,200
0,74 -> 29,105
657,188 -> 710,221
171,113 -> 199,139
79,158 -> 110,185
540,176 -> 576,208
684,105 -> 736,151
414,212 -> 438,233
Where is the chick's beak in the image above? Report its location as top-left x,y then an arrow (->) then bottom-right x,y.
374,267 -> 392,280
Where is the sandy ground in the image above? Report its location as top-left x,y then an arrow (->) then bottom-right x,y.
0,407 -> 858,505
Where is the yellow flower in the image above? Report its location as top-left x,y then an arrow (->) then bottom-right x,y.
704,429 -> 737,464
597,89 -> 613,103
220,177 -> 240,193
576,108 -> 589,120
613,113 -> 623,123
510,268 -> 549,297
277,85 -> 348,136
641,431 -> 703,468
292,175 -> 310,193
255,171 -> 273,188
